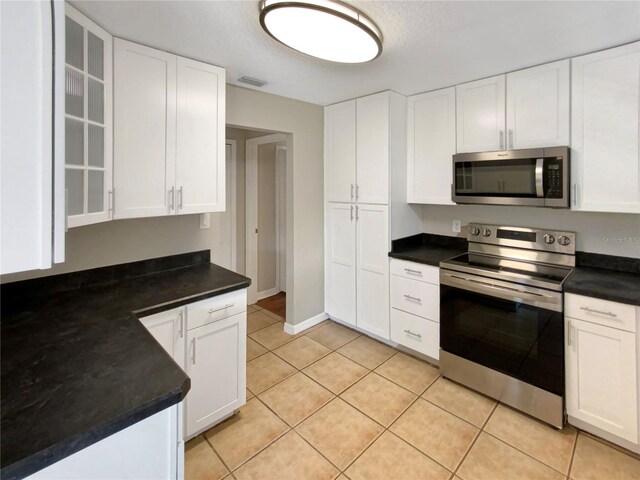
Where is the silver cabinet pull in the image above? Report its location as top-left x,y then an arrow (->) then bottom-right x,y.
404,268 -> 423,276
108,190 -> 114,218
169,187 -> 175,211
567,320 -> 573,346
355,184 -> 360,200
350,205 -> 354,221
355,205 -> 359,221
404,329 -> 422,338
404,294 -> 421,302
65,188 -> 69,233
508,129 -> 514,149
580,306 -> 617,318
351,184 -> 354,200
573,184 -> 577,207
178,311 -> 184,338
191,338 -> 196,364
178,186 -> 183,210
209,303 -> 235,314
499,130 -> 504,150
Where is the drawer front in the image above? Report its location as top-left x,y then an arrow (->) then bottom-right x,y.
187,289 -> 247,331
390,258 -> 439,284
391,275 -> 439,321
565,293 -> 636,333
391,308 -> 439,359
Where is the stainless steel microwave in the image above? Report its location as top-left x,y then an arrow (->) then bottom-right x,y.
452,147 -> 569,208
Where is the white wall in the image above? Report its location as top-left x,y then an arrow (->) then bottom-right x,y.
227,85 -> 324,326
422,205 -> 640,258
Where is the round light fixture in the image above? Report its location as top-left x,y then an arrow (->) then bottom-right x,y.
259,0 -> 383,63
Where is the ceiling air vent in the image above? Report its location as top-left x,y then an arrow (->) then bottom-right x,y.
237,76 -> 267,87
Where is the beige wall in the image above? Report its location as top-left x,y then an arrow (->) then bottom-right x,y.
256,142 -> 279,293
422,205 -> 640,258
227,85 -> 324,326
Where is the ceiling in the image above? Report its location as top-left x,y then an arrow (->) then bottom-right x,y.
73,1 -> 640,106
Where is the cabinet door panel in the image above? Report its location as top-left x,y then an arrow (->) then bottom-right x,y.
357,204 -> 389,339
566,317 -> 638,443
186,313 -> 246,437
506,60 -> 570,149
325,203 -> 357,327
357,93 -> 389,204
176,57 -> 225,214
571,42 -> 640,213
407,87 -> 456,204
140,307 -> 186,369
325,101 -> 356,203
113,39 -> 176,218
456,75 -> 506,153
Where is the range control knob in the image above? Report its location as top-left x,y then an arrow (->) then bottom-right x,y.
543,234 -> 556,245
470,226 -> 481,236
558,235 -> 571,246
482,228 -> 492,237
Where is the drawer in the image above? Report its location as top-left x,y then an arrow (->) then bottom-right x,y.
391,275 -> 439,321
391,308 -> 439,359
390,259 -> 439,285
187,289 -> 247,331
565,293 -> 636,333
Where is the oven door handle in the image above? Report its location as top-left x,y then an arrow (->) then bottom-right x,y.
535,158 -> 544,198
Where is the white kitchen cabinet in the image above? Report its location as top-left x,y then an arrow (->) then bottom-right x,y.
185,312 -> 246,438
506,60 -> 570,149
566,316 -> 638,443
325,100 -> 357,203
113,39 -> 226,219
64,4 -> 113,228
140,307 -> 186,369
325,203 -> 357,327
571,42 -> 640,213
356,204 -> 390,339
407,87 -> 456,204
356,92 -> 390,204
175,56 -> 226,214
113,39 -> 176,219
456,75 -> 506,153
0,0 -> 65,274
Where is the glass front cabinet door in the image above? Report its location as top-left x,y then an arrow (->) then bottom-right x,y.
65,4 -> 113,227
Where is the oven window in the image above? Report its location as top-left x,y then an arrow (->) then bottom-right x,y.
440,285 -> 564,396
455,159 -> 538,197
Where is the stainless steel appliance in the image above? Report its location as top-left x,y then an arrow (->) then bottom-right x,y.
439,223 -> 575,428
452,147 -> 569,207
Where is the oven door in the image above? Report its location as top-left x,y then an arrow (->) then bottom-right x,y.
440,270 -> 564,396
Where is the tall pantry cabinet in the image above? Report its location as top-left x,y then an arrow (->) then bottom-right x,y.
325,91 -> 421,340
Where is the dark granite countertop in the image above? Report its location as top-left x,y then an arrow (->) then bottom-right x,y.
564,268 -> 640,307
1,251 -> 250,480
388,233 -> 467,266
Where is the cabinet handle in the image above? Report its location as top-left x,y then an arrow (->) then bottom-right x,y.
178,311 -> 184,338
573,184 -> 577,207
499,130 -> 504,150
178,186 -> 183,210
580,306 -> 617,318
108,190 -> 114,218
404,268 -> 423,276
191,338 -> 196,364
351,184 -> 354,201
169,187 -> 175,211
567,320 -> 573,346
355,205 -> 359,221
508,129 -> 513,149
404,294 -> 421,303
404,329 -> 422,339
208,303 -> 235,314
65,188 -> 69,233
356,184 -> 360,200
350,205 -> 354,222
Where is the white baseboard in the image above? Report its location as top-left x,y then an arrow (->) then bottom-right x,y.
256,287 -> 279,301
284,312 -> 328,335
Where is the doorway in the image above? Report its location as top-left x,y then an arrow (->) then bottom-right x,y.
210,140 -> 237,271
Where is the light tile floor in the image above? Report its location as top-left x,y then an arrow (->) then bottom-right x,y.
186,305 -> 640,480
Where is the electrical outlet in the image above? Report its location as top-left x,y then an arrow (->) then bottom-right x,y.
200,213 -> 210,229
452,219 -> 461,233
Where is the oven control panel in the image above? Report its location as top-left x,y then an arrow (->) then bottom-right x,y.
467,223 -> 575,255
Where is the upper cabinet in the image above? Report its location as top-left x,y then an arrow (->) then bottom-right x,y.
456,75 -> 506,153
64,5 -> 113,228
325,100 -> 356,203
571,42 -> 640,214
407,87 -> 456,204
113,39 -> 225,219
506,60 -> 570,149
1,0 -> 65,274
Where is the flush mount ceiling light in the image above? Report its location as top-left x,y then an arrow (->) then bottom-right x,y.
259,0 -> 383,63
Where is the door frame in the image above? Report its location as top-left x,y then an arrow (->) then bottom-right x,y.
245,133 -> 287,304
275,145 -> 287,293
225,139 -> 238,272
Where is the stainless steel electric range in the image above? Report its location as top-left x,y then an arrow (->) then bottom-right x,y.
439,223 -> 575,428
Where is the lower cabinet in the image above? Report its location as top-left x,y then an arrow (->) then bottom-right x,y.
565,293 -> 639,448
389,259 -> 440,360
139,288 -> 247,440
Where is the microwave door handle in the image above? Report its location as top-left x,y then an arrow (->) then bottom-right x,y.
535,158 -> 544,198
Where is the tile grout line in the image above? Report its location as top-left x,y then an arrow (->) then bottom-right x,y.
450,402 -> 499,478
565,428 -> 580,479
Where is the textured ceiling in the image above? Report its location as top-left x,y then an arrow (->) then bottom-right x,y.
72,1 -> 640,106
